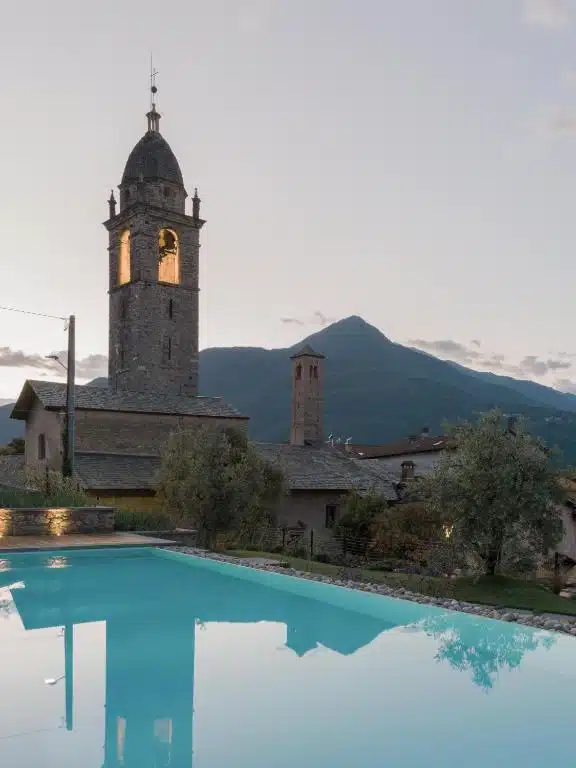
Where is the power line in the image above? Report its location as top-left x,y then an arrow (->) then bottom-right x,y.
0,305 -> 67,322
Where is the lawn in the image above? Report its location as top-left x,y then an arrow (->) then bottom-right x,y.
226,550 -> 576,617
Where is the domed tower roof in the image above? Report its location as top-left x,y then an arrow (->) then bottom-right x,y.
121,129 -> 184,186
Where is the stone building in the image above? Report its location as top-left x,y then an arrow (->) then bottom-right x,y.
7,87 -> 246,506
2,83 -> 397,529
349,430 -> 450,481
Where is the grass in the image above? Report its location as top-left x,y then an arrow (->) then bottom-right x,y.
226,550 -> 576,617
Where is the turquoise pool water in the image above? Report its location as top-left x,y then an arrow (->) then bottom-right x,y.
0,548 -> 575,767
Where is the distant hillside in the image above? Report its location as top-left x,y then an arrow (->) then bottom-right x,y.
199,316 -> 576,465
2,316 -> 576,464
0,404 -> 22,445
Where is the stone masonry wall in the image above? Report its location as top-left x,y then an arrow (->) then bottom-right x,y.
0,507 -> 115,536
277,490 -> 345,530
24,400 -> 63,473
107,202 -> 201,396
75,409 -> 248,455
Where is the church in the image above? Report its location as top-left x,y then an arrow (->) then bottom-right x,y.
7,84 -> 397,529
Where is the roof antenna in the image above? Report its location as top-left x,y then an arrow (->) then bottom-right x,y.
147,54 -> 160,132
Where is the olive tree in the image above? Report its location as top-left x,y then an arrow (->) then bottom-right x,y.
157,425 -> 285,548
417,411 -> 565,576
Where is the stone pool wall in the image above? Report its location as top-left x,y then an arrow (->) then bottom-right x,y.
0,507 -> 115,536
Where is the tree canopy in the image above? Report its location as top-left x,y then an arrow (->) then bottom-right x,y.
157,425 -> 285,548
416,410 -> 565,576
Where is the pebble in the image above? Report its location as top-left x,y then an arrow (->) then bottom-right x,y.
167,546 -> 576,637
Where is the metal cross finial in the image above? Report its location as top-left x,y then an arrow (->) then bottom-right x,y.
150,54 -> 158,108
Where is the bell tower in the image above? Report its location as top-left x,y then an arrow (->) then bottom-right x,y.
104,77 -> 204,396
290,345 -> 325,446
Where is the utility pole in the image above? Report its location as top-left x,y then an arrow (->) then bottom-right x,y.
63,315 -> 76,477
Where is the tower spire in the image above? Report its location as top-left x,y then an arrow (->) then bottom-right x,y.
146,57 -> 161,132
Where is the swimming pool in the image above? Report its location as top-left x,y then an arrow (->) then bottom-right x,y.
0,547 -> 574,767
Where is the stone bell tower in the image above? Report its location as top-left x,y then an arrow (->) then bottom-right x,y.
104,79 -> 204,396
290,345 -> 325,446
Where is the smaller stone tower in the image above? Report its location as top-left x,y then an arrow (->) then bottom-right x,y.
290,345 -> 325,446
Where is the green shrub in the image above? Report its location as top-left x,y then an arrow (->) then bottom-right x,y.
0,470 -> 91,508
114,507 -> 172,532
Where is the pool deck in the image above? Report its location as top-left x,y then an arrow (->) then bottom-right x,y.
0,532 -> 174,553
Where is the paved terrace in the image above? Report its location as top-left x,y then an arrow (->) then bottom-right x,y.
0,532 -> 173,553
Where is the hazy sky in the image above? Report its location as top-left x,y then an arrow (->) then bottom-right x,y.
2,0 -> 576,398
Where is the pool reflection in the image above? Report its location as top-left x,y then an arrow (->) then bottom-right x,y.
1,551 -> 562,766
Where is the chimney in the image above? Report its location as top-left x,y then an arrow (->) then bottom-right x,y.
421,426 -> 430,438
289,345 -> 325,446
401,460 -> 415,481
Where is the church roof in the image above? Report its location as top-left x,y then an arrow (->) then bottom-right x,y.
121,130 -> 184,186
290,345 -> 325,360
11,381 -> 246,421
69,444 -> 398,495
75,453 -> 160,491
254,443 -> 397,498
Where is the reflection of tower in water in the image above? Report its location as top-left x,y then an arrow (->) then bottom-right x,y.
103,614 -> 196,767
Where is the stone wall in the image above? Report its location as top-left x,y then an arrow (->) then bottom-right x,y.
24,400 -> 63,473
277,489 -> 346,530
0,506 -> 115,536
75,410 -> 248,455
107,202 -> 202,396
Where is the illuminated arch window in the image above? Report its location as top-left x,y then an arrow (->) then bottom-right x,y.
158,228 -> 180,284
118,229 -> 131,285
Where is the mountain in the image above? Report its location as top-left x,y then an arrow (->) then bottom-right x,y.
445,362 -> 576,413
199,316 -> 576,464
1,316 -> 576,463
0,403 -> 23,445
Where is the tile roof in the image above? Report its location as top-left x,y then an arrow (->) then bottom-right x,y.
350,435 -> 450,459
254,443 -> 398,499
74,444 -> 398,497
75,453 -> 160,491
11,380 -> 246,420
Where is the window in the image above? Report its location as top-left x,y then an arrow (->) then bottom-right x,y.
313,365 -> 318,379
163,335 -> 172,364
118,229 -> 131,285
38,433 -> 46,461
325,504 -> 337,528
168,298 -> 174,319
158,228 -> 179,284
295,363 -> 302,380
309,365 -> 313,380
120,297 -> 127,319
119,343 -> 125,368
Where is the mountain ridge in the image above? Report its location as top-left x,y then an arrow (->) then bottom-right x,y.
1,316 -> 575,463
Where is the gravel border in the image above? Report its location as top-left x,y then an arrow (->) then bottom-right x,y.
163,546 -> 576,637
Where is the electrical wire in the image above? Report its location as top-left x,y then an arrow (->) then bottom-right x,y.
0,305 -> 66,322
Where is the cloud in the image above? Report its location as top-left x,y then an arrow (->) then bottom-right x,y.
546,115 -> 576,135
524,0 -> 570,28
281,311 -> 337,328
518,355 -> 571,376
410,338 -> 574,380
281,317 -> 305,326
409,339 -> 482,365
554,377 -> 576,394
0,347 -> 107,380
